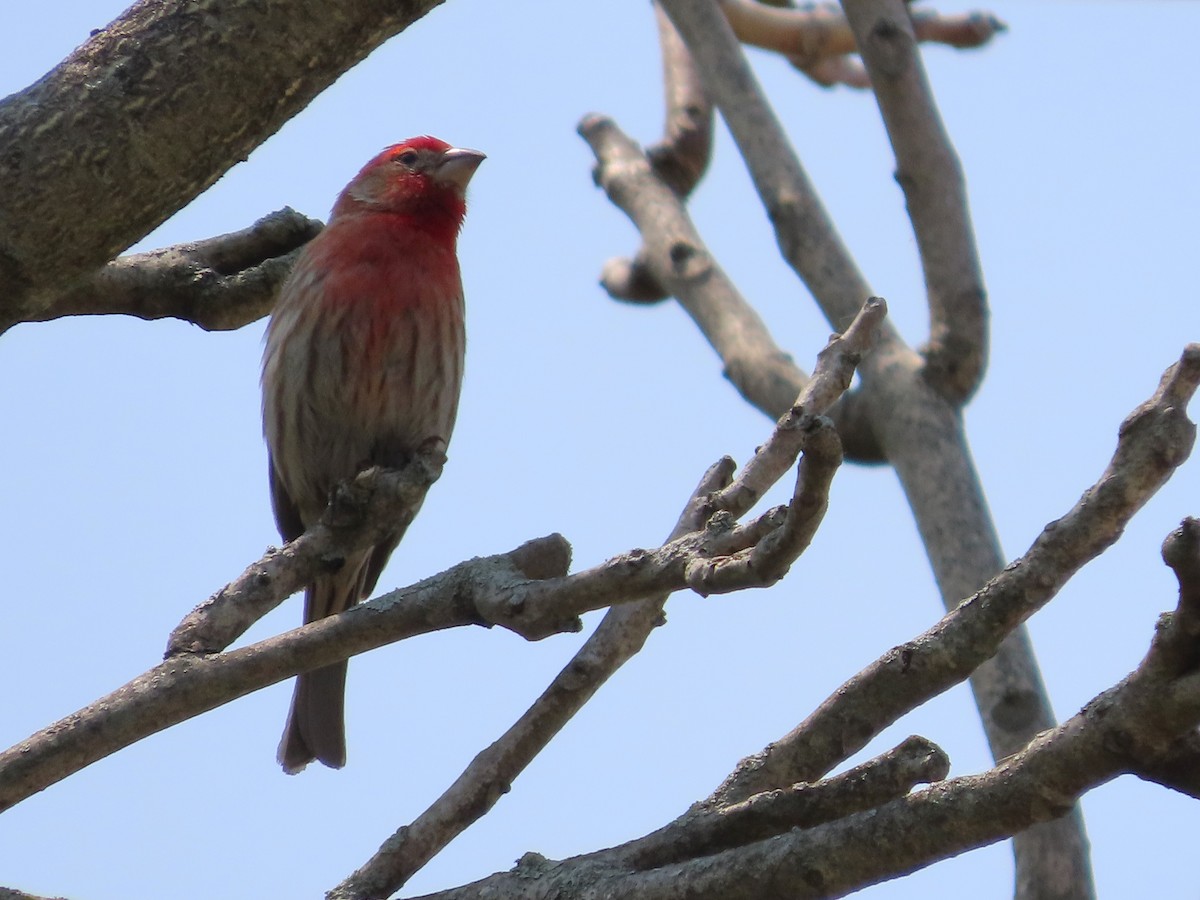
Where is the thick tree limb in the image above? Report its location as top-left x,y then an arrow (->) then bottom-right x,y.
406,510 -> 1200,900
331,301 -> 882,900
27,208 -> 321,330
842,0 -> 990,401
0,0 -> 446,332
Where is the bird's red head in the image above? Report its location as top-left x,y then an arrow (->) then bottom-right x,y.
331,136 -> 486,226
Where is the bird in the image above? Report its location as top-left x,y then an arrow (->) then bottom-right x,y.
261,136 -> 484,773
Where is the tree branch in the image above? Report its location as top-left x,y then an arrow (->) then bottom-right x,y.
405,509 -> 1200,900
605,735 -> 949,872
842,0 -> 990,401
167,448 -> 447,656
654,2 -> 1094,889
331,300 -> 883,899
583,113 -> 855,444
27,208 -> 321,330
657,0 -> 877,335
0,533 -> 572,815
330,459 -> 735,900
0,0 -> 446,331
708,343 -> 1200,805
604,3 -> 714,305
685,418 -> 841,596
1,334 -> 888,817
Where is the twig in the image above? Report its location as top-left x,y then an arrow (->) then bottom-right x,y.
2,364 -> 880,820
842,0 -> 990,401
706,296 -> 885,516
685,416 -> 841,595
29,208 -> 321,331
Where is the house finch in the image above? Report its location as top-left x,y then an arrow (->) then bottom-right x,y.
262,136 -> 484,773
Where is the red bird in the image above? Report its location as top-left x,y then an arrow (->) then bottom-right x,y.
262,136 -> 485,773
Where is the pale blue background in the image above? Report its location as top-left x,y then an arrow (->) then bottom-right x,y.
1,2 -> 1197,897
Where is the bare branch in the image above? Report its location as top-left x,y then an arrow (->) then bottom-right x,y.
28,208 -> 321,330
686,417 -> 841,595
332,305 -> 881,899
842,0 -> 990,401
706,296 -> 885,516
655,2 -> 1092,884
331,459 -> 737,900
648,2 -> 714,198
582,113 -> 810,418
658,0 -> 878,334
604,4 -> 714,305
407,510 -> 1200,900
4,340 -> 881,820
0,535 -> 572,814
1128,730 -> 1200,799
1160,516 -> 1200,664
606,736 -> 949,871
708,344 -> 1200,806
583,105 -> 890,460
0,0 -> 446,331
167,448 -> 447,656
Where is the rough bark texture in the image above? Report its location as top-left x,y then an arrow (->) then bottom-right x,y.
0,0 -> 445,331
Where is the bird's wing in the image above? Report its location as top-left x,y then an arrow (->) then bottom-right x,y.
268,454 -> 307,543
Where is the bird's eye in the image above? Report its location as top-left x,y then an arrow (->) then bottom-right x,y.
397,150 -> 419,167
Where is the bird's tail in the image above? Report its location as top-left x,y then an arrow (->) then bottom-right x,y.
277,561 -> 368,774
278,660 -> 349,774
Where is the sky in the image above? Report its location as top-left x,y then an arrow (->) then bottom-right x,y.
1,2 -> 1198,898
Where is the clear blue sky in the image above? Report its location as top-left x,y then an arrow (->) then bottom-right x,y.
2,2 -> 1197,898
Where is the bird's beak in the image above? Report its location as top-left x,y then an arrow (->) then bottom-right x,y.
436,147 -> 486,191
